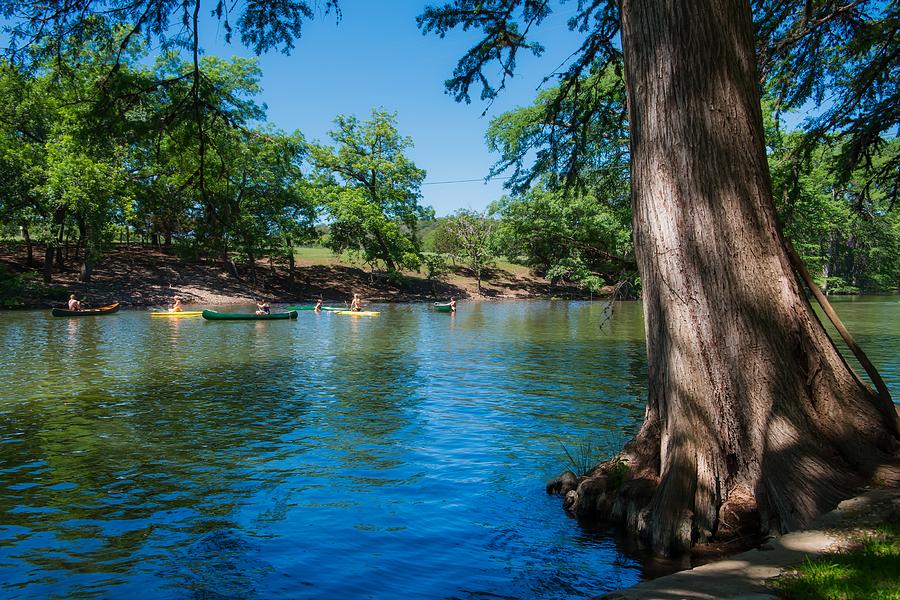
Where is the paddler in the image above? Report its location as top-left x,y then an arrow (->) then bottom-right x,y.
256,301 -> 271,315
350,293 -> 362,312
171,296 -> 183,312
67,294 -> 82,311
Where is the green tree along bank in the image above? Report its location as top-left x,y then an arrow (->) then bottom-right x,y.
484,63 -> 898,295
0,23 -> 432,284
0,24 -> 318,283
309,110 -> 431,273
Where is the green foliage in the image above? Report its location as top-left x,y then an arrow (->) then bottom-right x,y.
425,217 -> 461,256
173,238 -> 201,263
420,0 -> 899,297
0,265 -> 44,308
483,64 -> 635,293
491,186 -> 633,291
0,29 -> 319,283
485,63 -> 629,196
422,252 -> 450,281
561,440 -> 603,477
769,113 -> 900,293
755,1 -> 899,191
561,430 -> 629,478
311,110 -> 431,272
442,209 -> 496,292
775,522 -> 900,599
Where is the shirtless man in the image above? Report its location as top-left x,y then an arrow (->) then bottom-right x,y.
67,294 -> 81,311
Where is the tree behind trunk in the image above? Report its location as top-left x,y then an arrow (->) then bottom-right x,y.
21,224 -> 33,266
555,0 -> 899,557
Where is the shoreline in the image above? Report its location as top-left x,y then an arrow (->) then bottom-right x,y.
1,244 -> 602,310
602,486 -> 899,599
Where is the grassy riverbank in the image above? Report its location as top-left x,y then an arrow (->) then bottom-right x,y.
774,522 -> 900,599
0,243 -> 595,309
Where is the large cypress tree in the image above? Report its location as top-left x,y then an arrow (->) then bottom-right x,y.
419,0 -> 899,555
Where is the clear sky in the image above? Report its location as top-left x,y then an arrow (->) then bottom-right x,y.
198,0 -> 584,216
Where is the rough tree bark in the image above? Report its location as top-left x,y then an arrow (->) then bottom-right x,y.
549,0 -> 899,557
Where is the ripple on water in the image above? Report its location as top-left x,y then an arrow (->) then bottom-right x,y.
0,299 -> 896,598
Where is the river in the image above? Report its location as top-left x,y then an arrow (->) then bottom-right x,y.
0,297 -> 896,598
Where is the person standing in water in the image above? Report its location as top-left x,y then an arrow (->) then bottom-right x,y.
449,296 -> 457,312
314,298 -> 323,312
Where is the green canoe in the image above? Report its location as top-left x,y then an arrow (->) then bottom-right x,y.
51,303 -> 120,317
434,302 -> 454,312
202,309 -> 298,321
285,305 -> 343,312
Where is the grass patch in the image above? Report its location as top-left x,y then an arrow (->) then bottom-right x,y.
775,522 -> 900,599
293,245 -> 358,267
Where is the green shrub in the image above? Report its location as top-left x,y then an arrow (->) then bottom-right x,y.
173,238 -> 201,262
423,253 -> 450,281
0,265 -> 36,308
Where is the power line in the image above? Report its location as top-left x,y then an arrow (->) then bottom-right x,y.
422,176 -> 512,186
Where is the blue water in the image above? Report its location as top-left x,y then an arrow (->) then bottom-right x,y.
0,301 -> 652,599
1,297 -> 896,598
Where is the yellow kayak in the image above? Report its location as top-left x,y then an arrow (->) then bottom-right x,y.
335,310 -> 380,316
150,311 -> 203,317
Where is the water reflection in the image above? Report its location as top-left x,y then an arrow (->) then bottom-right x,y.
0,298 -> 895,598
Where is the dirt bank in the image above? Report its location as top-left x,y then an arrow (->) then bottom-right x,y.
0,243 -> 595,309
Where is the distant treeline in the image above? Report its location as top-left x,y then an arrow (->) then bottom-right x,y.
0,17 -> 896,295
0,19 -> 431,285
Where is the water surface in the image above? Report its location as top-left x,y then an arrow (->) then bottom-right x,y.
0,297 -> 896,598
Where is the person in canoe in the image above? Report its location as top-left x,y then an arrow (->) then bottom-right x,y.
256,301 -> 271,316
67,294 -> 82,311
314,298 -> 323,312
171,296 -> 183,312
449,296 -> 457,312
350,293 -> 362,312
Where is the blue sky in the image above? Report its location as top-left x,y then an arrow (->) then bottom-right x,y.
199,0 -> 585,216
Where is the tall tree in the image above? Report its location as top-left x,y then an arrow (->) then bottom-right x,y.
445,209 -> 495,293
491,186 -> 633,291
311,110 -> 430,272
420,0 -> 899,556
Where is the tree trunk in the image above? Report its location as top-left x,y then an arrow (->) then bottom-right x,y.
43,206 -> 66,282
55,218 -> 66,270
42,244 -> 55,283
79,257 -> 93,282
21,224 -> 33,266
551,0 -> 899,557
373,230 -> 398,272
248,248 -> 257,285
73,227 -> 82,262
78,218 -> 92,283
287,240 -> 296,281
